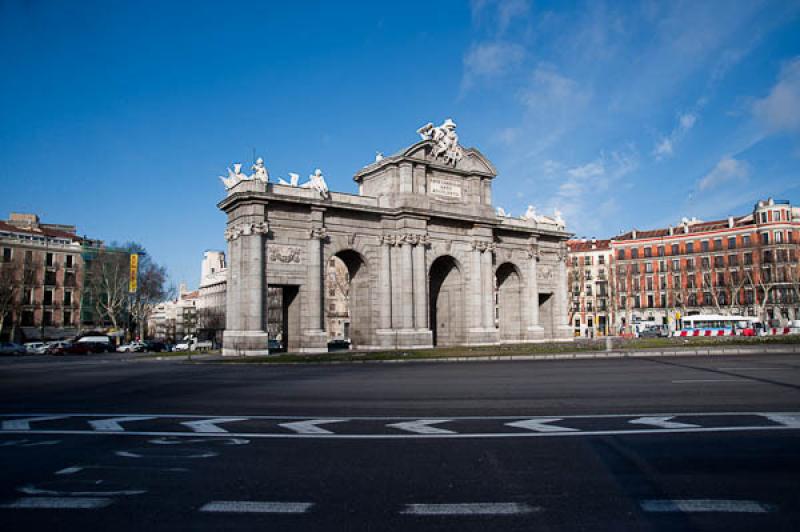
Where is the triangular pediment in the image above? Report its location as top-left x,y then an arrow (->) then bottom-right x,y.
401,141 -> 496,176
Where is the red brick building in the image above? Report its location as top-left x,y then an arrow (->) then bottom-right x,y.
613,198 -> 799,332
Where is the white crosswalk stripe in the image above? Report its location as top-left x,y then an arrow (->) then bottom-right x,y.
278,419 -> 345,434
640,499 -> 773,513
387,419 -> 454,434
505,418 -> 578,432
0,497 -> 113,509
199,501 -> 313,513
181,418 -> 246,433
2,415 -> 70,431
628,416 -> 700,429
89,416 -> 156,432
401,502 -> 537,515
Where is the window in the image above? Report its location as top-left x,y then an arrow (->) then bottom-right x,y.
65,254 -> 74,268
744,252 -> 753,265
789,231 -> 795,243
703,292 -> 712,306
660,294 -> 666,307
631,248 -> 639,259
660,275 -> 667,289
687,276 -> 696,289
43,310 -> 53,326
774,231 -> 783,244
671,243 -> 679,255
729,254 -> 738,265
645,262 -> 653,273
647,294 -> 654,307
45,252 -> 54,267
584,256 -> 592,266
632,264 -> 640,274
728,236 -> 736,249
659,260 -> 667,272
63,290 -> 72,306
23,288 -> 33,305
689,293 -> 697,306
701,241 -> 709,252
43,289 -> 53,305
598,255 -> 605,265
672,259 -> 680,271
658,246 -> 665,257
686,242 -> 694,253
572,257 -> 578,266
760,212 -> 767,223
644,247 -> 652,258
673,275 -> 680,288
714,256 -> 724,268
714,239 -> 722,251
63,310 -> 72,326
618,279 -> 626,291
634,295 -> 641,308
701,257 -> 710,269
21,310 -> 34,326
716,272 -> 725,285
686,258 -> 694,271
731,271 -> 739,284
618,250 -> 625,260
633,278 -> 640,291
44,270 -> 56,285
742,235 -> 751,247
761,232 -> 769,245
745,290 -> 754,304
24,250 -> 32,264
773,210 -> 780,221
646,277 -> 653,290
1,248 -> 10,262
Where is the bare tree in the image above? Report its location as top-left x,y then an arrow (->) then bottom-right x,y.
0,258 -> 20,340
84,248 -> 129,331
129,260 -> 170,340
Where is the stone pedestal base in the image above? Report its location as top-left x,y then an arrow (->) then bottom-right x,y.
466,327 -> 499,346
375,329 -> 397,348
525,325 -> 545,342
555,325 -> 574,341
394,328 -> 433,349
298,329 -> 328,353
222,330 -> 270,356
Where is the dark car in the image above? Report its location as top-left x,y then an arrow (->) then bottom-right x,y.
0,342 -> 27,356
63,342 -> 109,355
639,326 -> 665,338
144,341 -> 167,353
327,339 -> 350,352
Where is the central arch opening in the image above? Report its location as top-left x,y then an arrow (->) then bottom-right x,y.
429,255 -> 464,346
325,250 -> 372,350
496,262 -> 524,342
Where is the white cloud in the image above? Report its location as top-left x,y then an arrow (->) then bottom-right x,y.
567,161 -> 604,179
753,56 -> 800,133
697,156 -> 749,191
462,41 -> 525,89
518,64 -> 591,112
652,112 -> 697,160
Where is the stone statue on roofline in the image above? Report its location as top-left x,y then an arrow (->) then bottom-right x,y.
416,118 -> 464,166
300,168 -> 330,199
251,157 -> 269,183
219,157 -> 270,190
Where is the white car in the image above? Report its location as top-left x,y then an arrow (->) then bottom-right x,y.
23,342 -> 47,355
173,342 -> 191,351
117,342 -> 146,353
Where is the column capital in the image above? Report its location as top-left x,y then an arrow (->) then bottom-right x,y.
527,243 -> 541,260
471,239 -> 495,253
225,221 -> 269,241
310,227 -> 328,240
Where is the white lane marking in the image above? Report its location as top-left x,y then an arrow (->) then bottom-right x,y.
763,414 -> 800,428
2,415 -> 70,431
401,502 -> 537,515
278,419 -> 345,434
387,419 -> 455,435
89,416 -> 156,432
0,439 -> 60,447
55,466 -> 84,475
115,449 -> 218,459
148,437 -> 250,445
18,485 -> 146,496
717,367 -> 785,371
629,416 -> 700,429
672,379 -> 750,383
505,418 -> 578,432
641,499 -> 773,513
2,424 -> 799,439
181,417 -> 247,433
199,501 -> 313,513
0,497 -> 113,509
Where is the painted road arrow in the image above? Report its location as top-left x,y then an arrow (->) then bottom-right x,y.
386,419 -> 455,434
89,416 -> 157,432
505,418 -> 578,432
181,418 -> 247,433
1,415 -> 71,431
628,416 -> 700,429
278,419 -> 345,434
763,414 -> 800,428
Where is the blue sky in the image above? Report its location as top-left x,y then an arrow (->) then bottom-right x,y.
2,1 -> 800,288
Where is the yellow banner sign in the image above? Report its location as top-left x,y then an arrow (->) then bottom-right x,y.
129,253 -> 138,293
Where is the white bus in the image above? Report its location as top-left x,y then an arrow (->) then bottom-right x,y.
674,314 -> 759,337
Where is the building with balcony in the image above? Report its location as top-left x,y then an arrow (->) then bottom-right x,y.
611,198 -> 800,331
567,239 -> 615,337
0,213 -> 94,342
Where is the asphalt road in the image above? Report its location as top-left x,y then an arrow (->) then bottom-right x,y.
1,352 -> 799,531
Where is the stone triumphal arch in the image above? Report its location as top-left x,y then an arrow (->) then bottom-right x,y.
218,120 -> 572,355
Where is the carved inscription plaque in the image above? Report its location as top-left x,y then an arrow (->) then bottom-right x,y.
429,178 -> 462,199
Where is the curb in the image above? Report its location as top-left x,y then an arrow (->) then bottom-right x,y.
192,343 -> 800,366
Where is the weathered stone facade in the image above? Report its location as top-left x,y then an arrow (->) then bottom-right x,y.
219,125 -> 572,355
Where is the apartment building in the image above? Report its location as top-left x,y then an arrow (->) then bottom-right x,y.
566,239 -> 615,337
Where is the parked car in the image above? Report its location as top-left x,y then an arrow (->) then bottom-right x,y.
75,335 -> 115,353
144,341 -> 167,353
63,342 -> 109,355
639,326 -> 666,338
117,342 -> 147,353
0,342 -> 27,356
327,339 -> 350,352
23,342 -> 48,355
173,342 -> 191,352
45,341 -> 72,355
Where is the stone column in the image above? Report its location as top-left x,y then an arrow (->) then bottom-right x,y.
482,244 -> 495,329
401,235 -> 414,330
241,222 -> 268,332
379,234 -> 393,330
556,244 -> 571,337
223,227 -> 240,332
306,227 -> 326,332
470,242 -> 484,329
412,235 -> 428,330
527,244 -> 543,338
